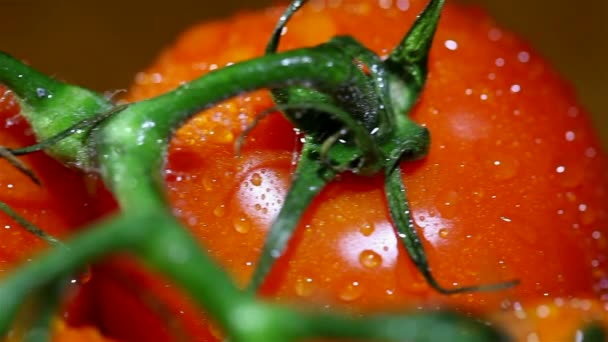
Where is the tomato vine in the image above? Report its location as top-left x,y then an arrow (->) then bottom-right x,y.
0,0 -> 600,341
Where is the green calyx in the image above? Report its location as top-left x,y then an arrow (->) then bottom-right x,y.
0,0 -> 524,341
249,0 -> 517,294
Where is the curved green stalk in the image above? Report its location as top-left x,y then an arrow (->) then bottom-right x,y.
247,139 -> 338,291
95,45 -> 361,209
0,211 -> 248,336
385,166 -> 519,294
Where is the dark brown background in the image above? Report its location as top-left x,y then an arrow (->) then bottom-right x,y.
2,0 -> 607,146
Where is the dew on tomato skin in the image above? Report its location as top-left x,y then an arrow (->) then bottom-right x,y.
488,28 -> 503,41
489,157 -> 519,181
338,280 -> 364,302
202,176 -> 217,191
554,163 -> 584,189
294,276 -> 315,297
232,216 -> 251,234
213,204 -> 226,217
471,188 -> 485,203
250,173 -> 262,186
434,189 -> 459,219
585,147 -> 598,158
187,216 -> 198,226
510,84 -> 521,93
565,130 -> 576,142
444,39 -> 458,51
359,222 -> 375,236
438,228 -> 449,239
358,249 -> 382,269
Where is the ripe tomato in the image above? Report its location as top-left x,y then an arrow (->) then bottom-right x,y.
0,87 -> 112,339
92,0 -> 608,340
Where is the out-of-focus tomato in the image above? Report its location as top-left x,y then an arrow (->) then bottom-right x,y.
90,1 -> 608,341
0,86 -> 110,339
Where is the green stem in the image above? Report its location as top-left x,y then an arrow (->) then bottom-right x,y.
0,211 -> 247,336
95,45 -> 359,209
23,280 -> 65,342
385,166 -> 519,294
247,140 -> 338,291
0,52 -> 112,168
580,323 -> 607,342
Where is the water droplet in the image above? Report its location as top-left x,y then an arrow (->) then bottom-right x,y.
295,277 -> 315,297
254,204 -> 262,211
36,87 -> 49,98
250,173 -> 262,186
434,190 -> 459,218
213,205 -> 226,217
565,131 -> 576,142
338,280 -> 364,302
471,188 -> 485,203
202,176 -> 216,191
233,217 -> 251,234
535,304 -> 550,318
208,126 -> 234,144
554,163 -> 584,188
444,40 -> 458,51
438,228 -> 449,239
585,147 -> 597,158
517,51 -> 530,63
490,157 -> 519,181
488,28 -> 502,41
527,332 -> 540,342
359,250 -> 382,269
359,222 -> 375,236
396,0 -> 410,11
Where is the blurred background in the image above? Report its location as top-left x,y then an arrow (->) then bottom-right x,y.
2,0 -> 607,146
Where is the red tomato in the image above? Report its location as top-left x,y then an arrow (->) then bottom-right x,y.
0,86 -> 112,339
92,0 -> 608,341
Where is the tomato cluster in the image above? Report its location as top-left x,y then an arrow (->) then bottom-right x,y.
1,0 -> 607,341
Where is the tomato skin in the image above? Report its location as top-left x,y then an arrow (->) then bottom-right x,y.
96,0 -> 608,341
0,87 -> 99,270
0,87 -> 111,339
